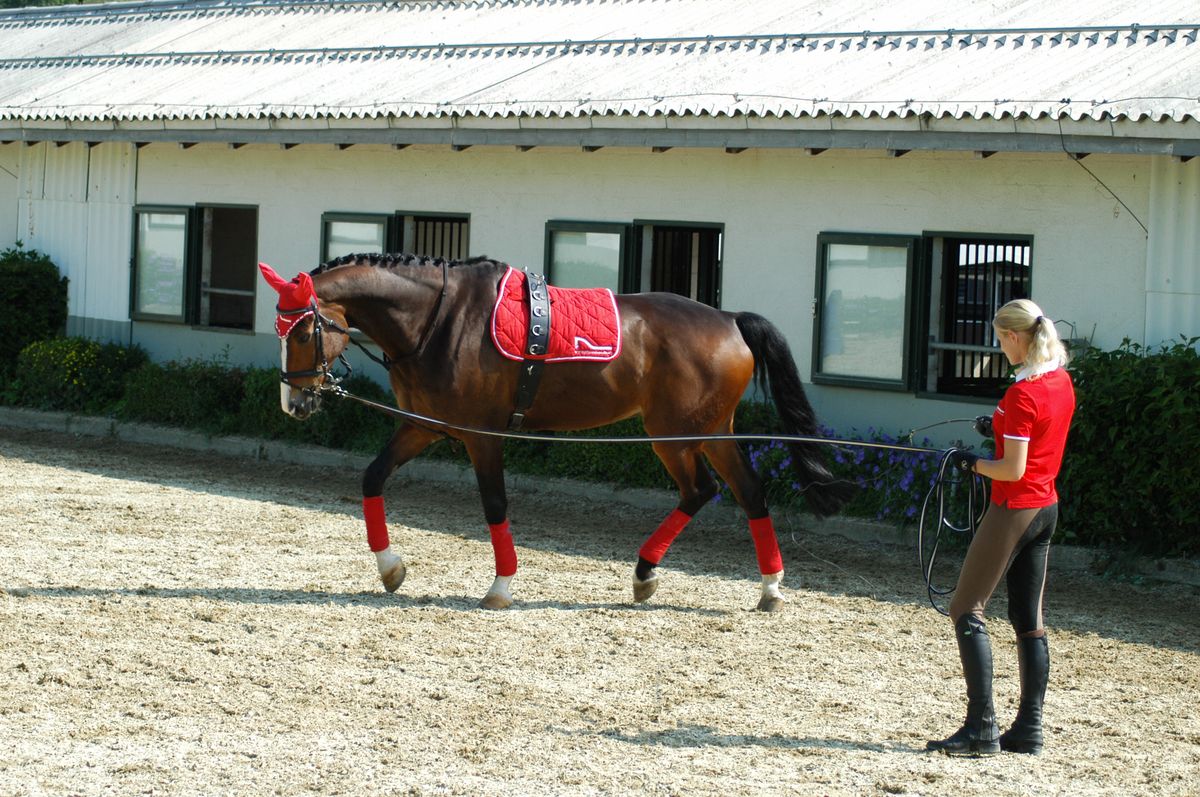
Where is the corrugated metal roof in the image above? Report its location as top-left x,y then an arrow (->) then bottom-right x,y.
0,0 -> 1197,128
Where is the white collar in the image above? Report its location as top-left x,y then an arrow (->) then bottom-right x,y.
1014,361 -> 1059,382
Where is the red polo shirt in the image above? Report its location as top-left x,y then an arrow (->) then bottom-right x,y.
990,366 -> 1076,508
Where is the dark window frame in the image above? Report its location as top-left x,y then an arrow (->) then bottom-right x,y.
193,203 -> 258,331
916,230 -> 1035,400
543,220 -> 631,289
320,211 -> 393,263
396,210 -> 470,261
130,203 -> 259,331
130,204 -> 191,324
811,231 -> 919,392
631,219 -> 724,307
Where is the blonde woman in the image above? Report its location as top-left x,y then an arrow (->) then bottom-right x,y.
928,299 -> 1076,757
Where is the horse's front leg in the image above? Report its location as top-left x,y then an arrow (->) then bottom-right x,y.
362,424 -> 440,592
463,435 -> 515,610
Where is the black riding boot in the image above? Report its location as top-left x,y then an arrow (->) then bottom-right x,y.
1000,634 -> 1049,754
927,614 -> 1001,757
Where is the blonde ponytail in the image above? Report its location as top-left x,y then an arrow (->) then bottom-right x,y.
993,299 -> 1068,370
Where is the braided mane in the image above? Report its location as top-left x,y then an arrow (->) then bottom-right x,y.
312,252 -> 503,276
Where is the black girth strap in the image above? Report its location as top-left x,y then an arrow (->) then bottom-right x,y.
508,270 -> 551,430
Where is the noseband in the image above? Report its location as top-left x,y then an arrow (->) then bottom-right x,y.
278,302 -> 352,387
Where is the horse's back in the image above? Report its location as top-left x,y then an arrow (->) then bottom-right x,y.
617,292 -> 750,362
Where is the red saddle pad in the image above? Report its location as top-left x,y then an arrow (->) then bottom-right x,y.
490,267 -> 621,362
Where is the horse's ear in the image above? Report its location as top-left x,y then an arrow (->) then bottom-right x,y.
258,262 -> 290,293
260,262 -> 316,311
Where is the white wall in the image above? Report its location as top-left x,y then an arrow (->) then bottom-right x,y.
130,142 -> 1156,438
14,142 -> 135,342
1146,156 -> 1200,349
0,143 -> 18,249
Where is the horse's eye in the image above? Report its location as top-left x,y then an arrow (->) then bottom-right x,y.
296,330 -> 312,344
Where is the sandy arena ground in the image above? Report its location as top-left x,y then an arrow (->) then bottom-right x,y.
0,426 -> 1197,797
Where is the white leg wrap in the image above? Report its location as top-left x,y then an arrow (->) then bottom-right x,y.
374,546 -> 406,592
486,575 -> 513,602
760,571 -> 785,602
480,575 -> 514,610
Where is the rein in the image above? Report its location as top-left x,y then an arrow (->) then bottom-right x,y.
320,380 -> 983,613
390,258 -> 450,363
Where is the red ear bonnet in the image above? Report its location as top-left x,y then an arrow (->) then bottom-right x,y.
259,262 -> 317,338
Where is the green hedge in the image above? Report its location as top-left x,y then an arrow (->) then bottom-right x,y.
0,243 -> 68,374
8,337 -> 147,413
3,334 -> 1196,556
1059,337 -> 1200,557
119,356 -> 396,451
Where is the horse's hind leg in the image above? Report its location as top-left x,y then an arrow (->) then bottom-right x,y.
701,439 -> 787,613
363,424 -> 440,592
634,444 -> 719,602
462,435 -> 516,610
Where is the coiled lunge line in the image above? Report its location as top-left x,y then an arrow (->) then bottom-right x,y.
918,450 -> 989,615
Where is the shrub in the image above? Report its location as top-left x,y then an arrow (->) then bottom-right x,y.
10,337 -> 148,413
737,426 -> 963,524
1059,337 -> 1200,557
501,417 -> 673,490
237,368 -> 396,453
0,243 -> 69,373
119,357 -> 249,435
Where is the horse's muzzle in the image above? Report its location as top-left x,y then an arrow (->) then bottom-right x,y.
282,384 -> 322,420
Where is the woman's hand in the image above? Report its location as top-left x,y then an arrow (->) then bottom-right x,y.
976,438 -> 1028,482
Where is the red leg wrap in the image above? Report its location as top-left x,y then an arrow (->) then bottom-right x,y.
363,496 -> 389,553
489,520 -> 518,577
638,509 -> 693,565
749,516 -> 784,575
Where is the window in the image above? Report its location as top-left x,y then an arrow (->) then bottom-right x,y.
925,235 -> 1032,396
634,222 -> 723,306
811,230 -> 1034,397
544,221 -> 628,291
131,204 -> 258,330
132,208 -> 188,322
542,220 -> 722,305
812,233 -> 916,390
406,214 -> 469,261
322,213 -> 388,262
321,211 -> 470,263
198,206 -> 257,330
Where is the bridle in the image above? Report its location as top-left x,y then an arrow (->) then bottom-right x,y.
277,302 -> 353,387
277,259 -> 450,389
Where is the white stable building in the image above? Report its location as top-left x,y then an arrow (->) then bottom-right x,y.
1,0 -> 1197,441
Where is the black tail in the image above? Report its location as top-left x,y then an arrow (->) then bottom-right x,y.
735,312 -> 856,516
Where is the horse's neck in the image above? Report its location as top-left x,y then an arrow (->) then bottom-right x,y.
326,266 -> 444,354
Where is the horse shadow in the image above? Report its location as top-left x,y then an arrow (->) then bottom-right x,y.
12,584 -> 728,616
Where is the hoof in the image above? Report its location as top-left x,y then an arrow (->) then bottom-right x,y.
479,575 -> 513,610
756,595 -> 785,613
380,561 -> 406,593
479,592 -> 513,611
632,574 -> 658,603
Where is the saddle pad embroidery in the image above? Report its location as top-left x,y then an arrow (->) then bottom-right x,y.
490,267 -> 621,363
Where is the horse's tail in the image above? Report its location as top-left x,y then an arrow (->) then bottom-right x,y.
734,312 -> 856,517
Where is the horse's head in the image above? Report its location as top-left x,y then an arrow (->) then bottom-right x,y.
259,262 -> 351,420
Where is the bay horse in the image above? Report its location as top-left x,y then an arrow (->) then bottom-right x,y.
260,254 -> 853,611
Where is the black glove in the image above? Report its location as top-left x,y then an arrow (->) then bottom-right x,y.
947,449 -> 980,475
973,415 -> 994,439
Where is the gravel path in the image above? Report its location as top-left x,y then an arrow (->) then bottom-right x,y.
0,427 -> 1197,796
